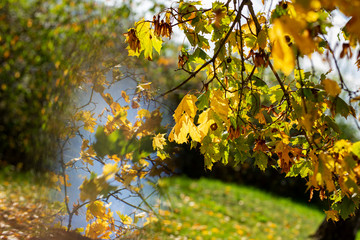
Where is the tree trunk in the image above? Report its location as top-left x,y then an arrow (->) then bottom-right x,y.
311,211 -> 360,240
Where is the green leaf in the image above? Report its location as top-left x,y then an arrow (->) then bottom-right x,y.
93,127 -> 141,158
192,47 -> 208,60
133,135 -> 154,162
200,135 -> 221,170
220,142 -> 229,165
287,160 -> 312,178
252,76 -> 267,87
197,91 -> 210,110
324,116 -> 341,134
79,175 -> 117,202
254,151 -> 268,171
333,196 -> 357,219
249,93 -> 261,116
232,136 -> 250,165
335,97 -> 350,118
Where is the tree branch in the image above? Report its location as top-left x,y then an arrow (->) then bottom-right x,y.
158,0 -> 250,98
268,60 -> 292,109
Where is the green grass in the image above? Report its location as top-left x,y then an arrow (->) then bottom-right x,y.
137,177 -> 325,240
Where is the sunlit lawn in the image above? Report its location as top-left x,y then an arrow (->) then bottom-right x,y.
136,177 -> 325,240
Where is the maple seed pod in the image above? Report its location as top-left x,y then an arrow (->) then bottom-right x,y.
210,123 -> 218,131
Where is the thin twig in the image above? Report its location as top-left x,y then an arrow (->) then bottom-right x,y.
268,60 -> 292,109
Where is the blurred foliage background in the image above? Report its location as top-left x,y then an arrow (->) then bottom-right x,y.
0,0 -> 132,171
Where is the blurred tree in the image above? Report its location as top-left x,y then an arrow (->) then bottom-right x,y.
0,0 -> 130,171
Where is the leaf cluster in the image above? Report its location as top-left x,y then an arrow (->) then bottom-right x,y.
124,0 -> 360,221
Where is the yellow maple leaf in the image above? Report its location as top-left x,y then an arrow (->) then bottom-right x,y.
86,201 -> 106,221
174,94 -> 198,121
117,211 -> 133,225
137,108 -> 162,135
109,154 -> 121,162
299,113 -> 314,132
210,89 -> 229,122
103,163 -> 118,181
322,79 -> 341,97
257,29 -> 268,49
169,114 -> 201,143
152,133 -> 166,150
197,108 -> 215,139
279,15 -> 317,56
136,109 -> 151,119
85,219 -> 111,239
318,153 -> 336,192
269,19 -> 295,75
80,140 -> 95,165
81,111 -> 97,133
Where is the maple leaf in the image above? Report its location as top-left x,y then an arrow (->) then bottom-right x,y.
79,139 -> 95,165
117,211 -> 133,225
137,108 -> 162,135
254,139 -> 269,152
78,111 -> 97,133
210,89 -> 229,122
152,133 -> 166,150
277,15 -> 317,56
79,177 -> 101,202
86,201 -> 106,221
257,29 -> 268,49
131,100 -> 140,109
254,151 -> 268,171
169,114 -> 201,143
269,18 -> 295,75
143,216 -> 158,226
275,141 -> 294,173
197,108 -> 216,139
344,16 -> 360,45
79,174 -> 117,202
102,163 -> 118,181
101,93 -> 113,105
351,141 -> 360,158
137,109 -> 151,119
318,153 -> 336,192
174,94 -> 198,122
299,113 -> 314,132
325,210 -> 339,222
254,111 -> 267,124
85,219 -> 111,239
125,19 -> 162,60
322,79 -> 341,97
200,136 -> 221,170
